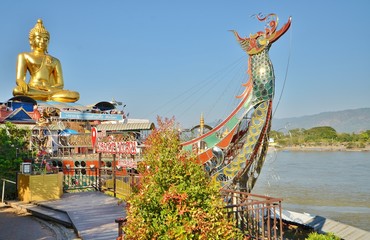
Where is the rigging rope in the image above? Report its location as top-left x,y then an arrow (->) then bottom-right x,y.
205,56 -> 246,118
177,56 -> 245,119
146,56 -> 246,123
176,56 -> 246,122
145,64 -> 220,118
272,22 -> 293,118
146,22 -> 292,127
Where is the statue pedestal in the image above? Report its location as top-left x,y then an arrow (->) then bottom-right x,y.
17,172 -> 63,202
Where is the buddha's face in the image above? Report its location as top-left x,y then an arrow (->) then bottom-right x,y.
31,32 -> 49,52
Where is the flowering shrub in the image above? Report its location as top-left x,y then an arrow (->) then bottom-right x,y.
123,117 -> 243,239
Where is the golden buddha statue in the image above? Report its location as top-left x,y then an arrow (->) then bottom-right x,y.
13,19 -> 79,103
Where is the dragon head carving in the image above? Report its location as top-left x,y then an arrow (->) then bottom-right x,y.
232,13 -> 291,55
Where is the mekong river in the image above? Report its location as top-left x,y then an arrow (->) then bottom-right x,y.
252,150 -> 370,231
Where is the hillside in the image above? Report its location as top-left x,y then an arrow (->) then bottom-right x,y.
272,108 -> 370,133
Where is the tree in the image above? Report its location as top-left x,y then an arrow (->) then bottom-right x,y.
304,126 -> 337,142
337,133 -> 352,142
123,117 -> 243,239
0,122 -> 31,199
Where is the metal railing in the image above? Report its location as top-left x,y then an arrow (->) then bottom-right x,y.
1,178 -> 16,203
62,167 -> 139,196
113,174 -> 140,198
99,167 -> 139,199
221,189 -> 283,239
63,167 -> 98,191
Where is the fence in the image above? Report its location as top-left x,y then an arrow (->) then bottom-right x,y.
99,168 -> 139,199
221,189 -> 283,239
62,167 -> 98,191
1,178 -> 16,203
62,167 -> 139,197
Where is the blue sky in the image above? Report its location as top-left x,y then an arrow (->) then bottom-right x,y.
1,1 -> 369,128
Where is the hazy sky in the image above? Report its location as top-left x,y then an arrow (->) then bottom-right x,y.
1,1 -> 369,128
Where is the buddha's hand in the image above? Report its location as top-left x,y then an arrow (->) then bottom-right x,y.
16,79 -> 29,93
35,85 -> 51,91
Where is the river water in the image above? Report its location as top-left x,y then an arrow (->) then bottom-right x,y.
252,150 -> 370,232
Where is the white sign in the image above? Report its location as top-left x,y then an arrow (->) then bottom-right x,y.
118,159 -> 137,168
96,141 -> 137,154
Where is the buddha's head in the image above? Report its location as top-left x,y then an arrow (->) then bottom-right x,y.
29,19 -> 50,52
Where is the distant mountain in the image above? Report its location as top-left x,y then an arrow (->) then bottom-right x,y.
272,108 -> 370,133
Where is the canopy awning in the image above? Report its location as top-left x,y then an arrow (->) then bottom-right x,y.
60,129 -> 79,136
36,101 -> 91,112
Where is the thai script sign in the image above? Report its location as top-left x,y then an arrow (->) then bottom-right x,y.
118,159 -> 137,168
96,141 -> 137,154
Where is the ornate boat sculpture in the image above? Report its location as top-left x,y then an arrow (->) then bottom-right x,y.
182,14 -> 291,192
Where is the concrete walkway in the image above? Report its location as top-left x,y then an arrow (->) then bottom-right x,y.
8,192 -> 126,240
1,205 -> 54,240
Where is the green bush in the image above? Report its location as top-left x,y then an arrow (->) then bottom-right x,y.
123,117 -> 243,239
0,122 -> 31,199
272,126 -> 370,148
306,232 -> 340,240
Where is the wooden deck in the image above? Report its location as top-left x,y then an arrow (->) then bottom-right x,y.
9,192 -> 126,240
7,192 -> 370,239
280,209 -> 370,240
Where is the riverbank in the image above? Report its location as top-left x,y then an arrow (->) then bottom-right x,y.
271,144 -> 370,152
